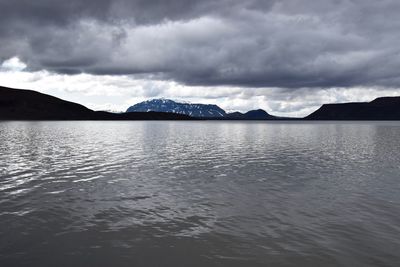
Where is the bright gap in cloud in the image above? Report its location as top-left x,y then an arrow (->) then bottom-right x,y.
1,57 -> 27,72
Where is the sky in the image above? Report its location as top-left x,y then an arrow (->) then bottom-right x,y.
1,0 -> 400,117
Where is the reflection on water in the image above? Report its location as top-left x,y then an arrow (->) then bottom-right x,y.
1,121 -> 400,266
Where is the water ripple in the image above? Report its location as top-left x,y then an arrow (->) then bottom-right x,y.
1,121 -> 400,266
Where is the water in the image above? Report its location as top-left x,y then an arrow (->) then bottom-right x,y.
1,121 -> 400,267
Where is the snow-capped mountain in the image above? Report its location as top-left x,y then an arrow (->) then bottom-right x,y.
126,99 -> 227,118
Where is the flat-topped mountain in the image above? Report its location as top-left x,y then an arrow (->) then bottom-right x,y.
127,99 -> 226,118
127,99 -> 280,119
306,97 -> 400,120
0,86 -> 193,120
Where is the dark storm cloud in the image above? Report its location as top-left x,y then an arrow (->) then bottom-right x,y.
1,0 -> 400,89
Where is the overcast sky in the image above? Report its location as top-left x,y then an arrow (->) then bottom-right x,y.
1,0 -> 400,116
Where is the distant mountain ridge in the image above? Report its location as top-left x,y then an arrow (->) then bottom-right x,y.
226,109 -> 276,120
2,86 -> 400,120
127,99 -> 227,117
127,99 -> 277,119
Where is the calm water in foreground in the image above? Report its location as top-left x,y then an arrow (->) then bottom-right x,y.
0,121 -> 400,267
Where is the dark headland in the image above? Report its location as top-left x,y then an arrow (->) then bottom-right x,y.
305,97 -> 400,120
0,86 -> 194,120
1,85 -> 400,120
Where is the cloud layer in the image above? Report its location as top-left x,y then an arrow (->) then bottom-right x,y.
1,0 -> 400,89
2,61 -> 400,117
1,0 -> 400,116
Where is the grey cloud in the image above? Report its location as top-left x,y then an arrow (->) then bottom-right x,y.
1,0 -> 400,89
0,0 -> 275,26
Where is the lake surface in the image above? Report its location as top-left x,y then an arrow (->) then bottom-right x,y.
1,121 -> 400,267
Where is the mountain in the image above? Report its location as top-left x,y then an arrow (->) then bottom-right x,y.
126,99 -> 226,118
226,109 -> 277,120
0,86 -> 193,120
126,99 -> 281,119
306,97 -> 400,120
